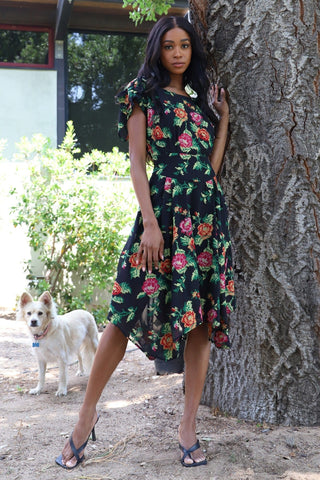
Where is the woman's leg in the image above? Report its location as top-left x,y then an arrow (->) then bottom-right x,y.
59,322 -> 128,468
179,323 -> 211,465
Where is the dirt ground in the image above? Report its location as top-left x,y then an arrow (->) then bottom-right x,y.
1,316 -> 320,480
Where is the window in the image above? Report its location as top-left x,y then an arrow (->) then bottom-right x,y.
0,25 -> 54,68
68,32 -> 147,153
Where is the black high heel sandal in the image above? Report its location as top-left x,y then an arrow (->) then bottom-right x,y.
55,415 -> 100,469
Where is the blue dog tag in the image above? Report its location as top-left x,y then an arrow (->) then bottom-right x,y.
32,342 -> 40,347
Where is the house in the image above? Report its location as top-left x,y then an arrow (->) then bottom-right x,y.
0,0 -> 187,158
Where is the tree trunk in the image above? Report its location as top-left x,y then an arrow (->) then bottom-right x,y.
191,0 -> 320,425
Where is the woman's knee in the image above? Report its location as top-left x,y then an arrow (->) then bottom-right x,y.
188,322 -> 209,341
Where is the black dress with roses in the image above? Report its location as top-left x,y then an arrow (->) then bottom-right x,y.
107,77 -> 235,361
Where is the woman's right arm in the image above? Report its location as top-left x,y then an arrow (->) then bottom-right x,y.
127,104 -> 164,273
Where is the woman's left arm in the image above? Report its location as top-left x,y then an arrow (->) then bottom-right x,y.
209,84 -> 230,175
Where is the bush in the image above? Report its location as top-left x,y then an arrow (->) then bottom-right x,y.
10,122 -> 136,323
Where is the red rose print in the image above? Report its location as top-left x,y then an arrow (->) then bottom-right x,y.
160,258 -> 172,274
142,278 -> 160,296
179,217 -> 192,236
188,237 -> 195,251
197,222 -> 213,238
214,331 -> 228,348
226,306 -> 231,314
178,133 -> 193,149
112,281 -> 122,295
164,177 -> 172,191
160,332 -> 175,350
190,111 -> 203,125
181,311 -> 196,327
172,253 -> 188,270
196,128 -> 210,142
172,226 -> 178,242
227,280 -> 235,294
174,108 -> 188,120
207,308 -> 218,323
147,108 -> 154,127
220,273 -> 226,289
152,125 -> 164,140
197,251 -> 213,268
129,252 -> 141,268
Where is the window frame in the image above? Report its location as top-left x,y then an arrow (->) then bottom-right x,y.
0,24 -> 54,69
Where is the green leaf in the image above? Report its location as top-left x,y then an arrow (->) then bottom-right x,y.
123,0 -> 175,25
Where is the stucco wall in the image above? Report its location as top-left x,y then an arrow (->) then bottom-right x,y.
0,69 -> 57,159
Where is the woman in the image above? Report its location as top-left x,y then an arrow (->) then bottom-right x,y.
56,15 -> 235,469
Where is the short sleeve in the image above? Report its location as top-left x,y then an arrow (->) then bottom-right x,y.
116,77 -> 149,141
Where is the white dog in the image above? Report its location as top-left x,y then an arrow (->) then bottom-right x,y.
17,291 -> 99,396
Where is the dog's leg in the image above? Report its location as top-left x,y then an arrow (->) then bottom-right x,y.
76,353 -> 85,377
55,359 -> 68,396
29,360 -> 46,395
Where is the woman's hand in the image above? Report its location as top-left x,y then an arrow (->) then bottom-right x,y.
210,84 -> 229,118
209,84 -> 230,174
137,221 -> 164,273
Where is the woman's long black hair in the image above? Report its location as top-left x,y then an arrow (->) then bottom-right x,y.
138,16 -> 217,124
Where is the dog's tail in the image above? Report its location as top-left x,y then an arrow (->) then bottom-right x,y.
81,315 -> 99,373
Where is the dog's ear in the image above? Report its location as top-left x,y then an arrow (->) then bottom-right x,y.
39,291 -> 52,307
20,292 -> 33,307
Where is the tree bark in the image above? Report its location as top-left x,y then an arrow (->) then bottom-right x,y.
191,0 -> 320,425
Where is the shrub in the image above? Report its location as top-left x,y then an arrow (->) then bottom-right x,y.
10,122 -> 136,323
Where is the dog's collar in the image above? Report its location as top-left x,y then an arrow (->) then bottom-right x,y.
33,322 -> 51,341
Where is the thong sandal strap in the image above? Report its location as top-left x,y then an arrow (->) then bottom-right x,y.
179,440 -> 200,462
69,435 -> 88,462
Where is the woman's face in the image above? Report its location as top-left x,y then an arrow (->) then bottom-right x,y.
160,27 -> 192,76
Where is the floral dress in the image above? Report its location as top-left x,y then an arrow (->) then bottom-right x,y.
107,77 -> 235,361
